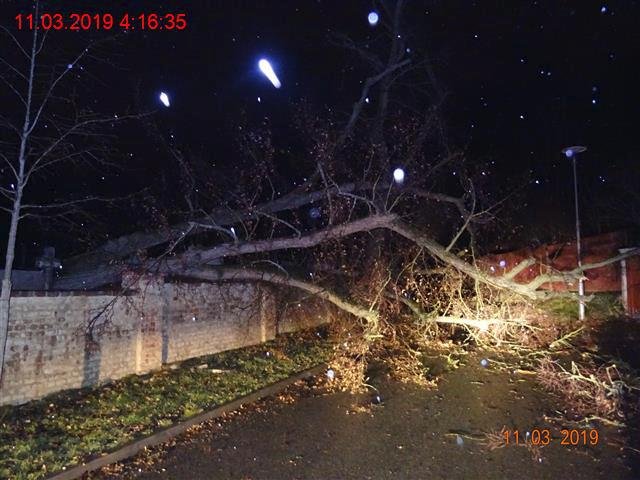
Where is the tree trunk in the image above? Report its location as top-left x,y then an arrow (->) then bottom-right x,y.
0,280 -> 12,386
63,183 -> 369,272
0,20 -> 36,384
0,181 -> 24,385
169,266 -> 379,324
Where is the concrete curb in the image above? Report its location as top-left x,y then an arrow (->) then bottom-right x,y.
46,364 -> 326,480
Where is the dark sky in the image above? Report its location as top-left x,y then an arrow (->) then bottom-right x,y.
129,0 -> 639,238
129,0 -> 640,161
2,0 -> 639,262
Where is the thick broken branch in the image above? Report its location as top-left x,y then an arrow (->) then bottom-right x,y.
387,220 -> 545,299
58,215 -> 397,290
521,247 -> 640,290
504,258 -> 536,279
55,214 -> 536,299
391,292 -> 519,328
182,214 -> 395,264
59,213 -> 637,303
169,266 -> 379,324
64,183 -> 359,272
63,182 -> 464,272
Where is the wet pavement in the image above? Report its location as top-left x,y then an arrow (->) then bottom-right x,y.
95,352 -> 637,480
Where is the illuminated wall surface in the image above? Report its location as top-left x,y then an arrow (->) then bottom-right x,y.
481,231 -> 639,296
0,275 -> 326,406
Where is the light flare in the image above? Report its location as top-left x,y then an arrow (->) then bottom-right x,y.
258,59 -> 282,89
159,92 -> 170,107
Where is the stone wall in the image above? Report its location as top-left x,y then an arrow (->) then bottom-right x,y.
162,282 -> 275,363
277,295 -> 332,334
0,275 -> 278,406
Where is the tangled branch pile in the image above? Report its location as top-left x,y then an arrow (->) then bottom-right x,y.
536,356 -> 639,424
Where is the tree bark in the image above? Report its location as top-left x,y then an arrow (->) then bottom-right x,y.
166,266 -> 379,324
0,180 -> 25,385
63,183 -> 467,273
63,183 -> 372,272
387,219 -> 546,299
53,198 -> 640,332
56,214 -> 638,301
0,20 -> 37,385
55,215 -> 397,290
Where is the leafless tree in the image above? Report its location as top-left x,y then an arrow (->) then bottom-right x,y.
0,2 -> 144,382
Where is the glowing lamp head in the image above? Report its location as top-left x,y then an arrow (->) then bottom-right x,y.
562,145 -> 587,158
258,59 -> 282,89
393,167 -> 405,184
159,92 -> 170,107
368,11 -> 379,26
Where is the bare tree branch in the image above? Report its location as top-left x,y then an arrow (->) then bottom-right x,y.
172,266 -> 379,324
182,214 -> 396,264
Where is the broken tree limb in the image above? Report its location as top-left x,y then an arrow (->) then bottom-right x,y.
58,217 -> 393,289
519,247 -> 640,290
387,219 -> 546,299
63,185 -> 353,272
64,182 -> 380,272
429,317 -> 524,328
63,182 -> 468,273
167,266 -> 379,325
56,262 -> 380,325
56,215 -> 397,290
181,214 -> 396,264
390,292 -> 521,328
503,258 -> 536,279
57,214 -> 638,302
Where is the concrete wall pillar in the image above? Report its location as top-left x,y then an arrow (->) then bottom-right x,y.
122,271 -> 165,374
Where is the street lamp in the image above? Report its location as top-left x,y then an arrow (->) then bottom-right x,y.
562,145 -> 587,321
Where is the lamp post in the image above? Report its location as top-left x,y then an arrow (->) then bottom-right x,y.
562,145 -> 587,321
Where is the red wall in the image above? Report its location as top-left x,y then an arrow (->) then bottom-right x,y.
479,231 -> 630,292
625,256 -> 640,314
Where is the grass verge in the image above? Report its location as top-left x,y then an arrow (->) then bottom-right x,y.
0,331 -> 332,480
537,293 -> 624,323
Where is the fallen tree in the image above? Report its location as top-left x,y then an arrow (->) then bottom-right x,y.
47,1 -> 640,400
63,182 -> 475,273
57,210 -> 638,319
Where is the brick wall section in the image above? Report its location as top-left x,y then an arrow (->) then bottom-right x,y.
277,296 -> 332,334
1,293 -> 139,405
0,276 -> 280,406
132,274 -> 165,374
162,282 -> 275,364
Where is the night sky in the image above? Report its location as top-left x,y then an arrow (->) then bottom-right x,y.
2,0 -> 639,263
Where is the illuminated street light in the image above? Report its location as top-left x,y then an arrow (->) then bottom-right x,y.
562,145 -> 587,321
